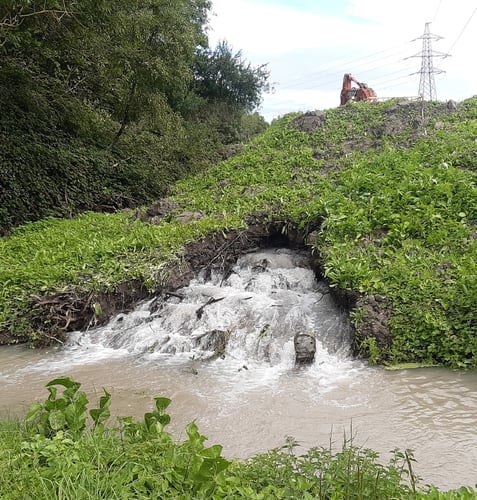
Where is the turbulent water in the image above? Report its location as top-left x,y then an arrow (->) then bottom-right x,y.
1,248 -> 477,490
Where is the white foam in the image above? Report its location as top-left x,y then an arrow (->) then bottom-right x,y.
9,249 -> 365,392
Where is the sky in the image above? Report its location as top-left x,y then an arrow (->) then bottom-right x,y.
208,0 -> 476,122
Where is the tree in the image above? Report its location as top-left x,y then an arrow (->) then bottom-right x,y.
239,112 -> 269,142
99,0 -> 212,146
1,0 -> 212,144
0,0 -> 218,231
189,40 -> 270,143
193,40 -> 270,112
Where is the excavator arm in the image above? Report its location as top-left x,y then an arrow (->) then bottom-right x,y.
340,73 -> 376,105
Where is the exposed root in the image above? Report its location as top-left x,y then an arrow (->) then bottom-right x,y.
4,216 -> 379,351
31,292 -> 93,331
24,281 -> 149,347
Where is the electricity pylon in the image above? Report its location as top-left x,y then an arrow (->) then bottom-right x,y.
410,22 -> 449,101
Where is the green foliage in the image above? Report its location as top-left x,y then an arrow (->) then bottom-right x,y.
358,337 -> 382,365
26,377 -> 111,438
229,443 -> 419,499
1,98 -> 477,368
0,0 -> 211,231
314,139 -> 477,366
1,378 -> 474,498
239,111 -> 269,142
0,0 -> 270,233
2,378 -> 232,498
183,40 -> 271,144
193,40 -> 270,112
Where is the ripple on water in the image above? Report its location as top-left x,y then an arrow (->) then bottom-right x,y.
1,249 -> 477,490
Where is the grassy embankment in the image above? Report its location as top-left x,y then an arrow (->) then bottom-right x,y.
1,98 -> 476,367
1,99 -> 476,497
0,377 -> 475,498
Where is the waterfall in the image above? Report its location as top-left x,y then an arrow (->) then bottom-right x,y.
3,249 -> 477,491
68,248 -> 352,372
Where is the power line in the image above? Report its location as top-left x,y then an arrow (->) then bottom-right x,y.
275,55 -> 415,96
370,68 -> 417,87
377,74 -> 416,91
379,79 -> 416,94
281,49 -> 412,91
278,41 -> 412,88
432,0 -> 443,23
447,7 -> 476,54
352,55 -> 415,80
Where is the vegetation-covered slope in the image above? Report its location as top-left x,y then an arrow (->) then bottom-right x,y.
1,98 -> 476,368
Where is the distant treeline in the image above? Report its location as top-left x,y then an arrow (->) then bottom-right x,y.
0,0 -> 269,233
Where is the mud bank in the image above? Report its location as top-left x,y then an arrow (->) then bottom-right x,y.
1,209 -> 391,360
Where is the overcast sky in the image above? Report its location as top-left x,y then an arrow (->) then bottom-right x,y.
208,0 -> 476,121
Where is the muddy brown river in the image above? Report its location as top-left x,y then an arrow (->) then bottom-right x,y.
1,249 -> 476,491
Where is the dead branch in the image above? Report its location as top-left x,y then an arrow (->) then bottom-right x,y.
196,297 -> 224,320
1,7 -> 72,28
17,9 -> 71,20
41,333 -> 64,345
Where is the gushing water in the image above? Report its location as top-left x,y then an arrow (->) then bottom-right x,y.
64,248 -> 355,379
2,248 -> 477,491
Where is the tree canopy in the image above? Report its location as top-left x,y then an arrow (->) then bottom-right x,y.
0,0 -> 270,232
193,40 -> 271,111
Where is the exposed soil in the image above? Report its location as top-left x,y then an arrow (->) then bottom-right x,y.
3,208 -> 379,353
292,100 -> 458,139
354,294 -> 393,352
25,281 -> 150,347
292,110 -> 326,133
8,101 -> 457,350
292,99 -> 460,164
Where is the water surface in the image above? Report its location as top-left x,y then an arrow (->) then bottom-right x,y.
1,249 -> 476,490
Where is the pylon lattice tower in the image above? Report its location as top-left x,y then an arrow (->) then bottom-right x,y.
411,22 -> 449,101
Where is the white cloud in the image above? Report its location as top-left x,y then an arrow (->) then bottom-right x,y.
262,88 -> 338,120
209,1 -> 353,54
209,0 -> 477,121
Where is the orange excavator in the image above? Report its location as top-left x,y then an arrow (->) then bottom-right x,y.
340,73 -> 377,105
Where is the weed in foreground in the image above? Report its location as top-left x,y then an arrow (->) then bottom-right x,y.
0,377 -> 475,499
